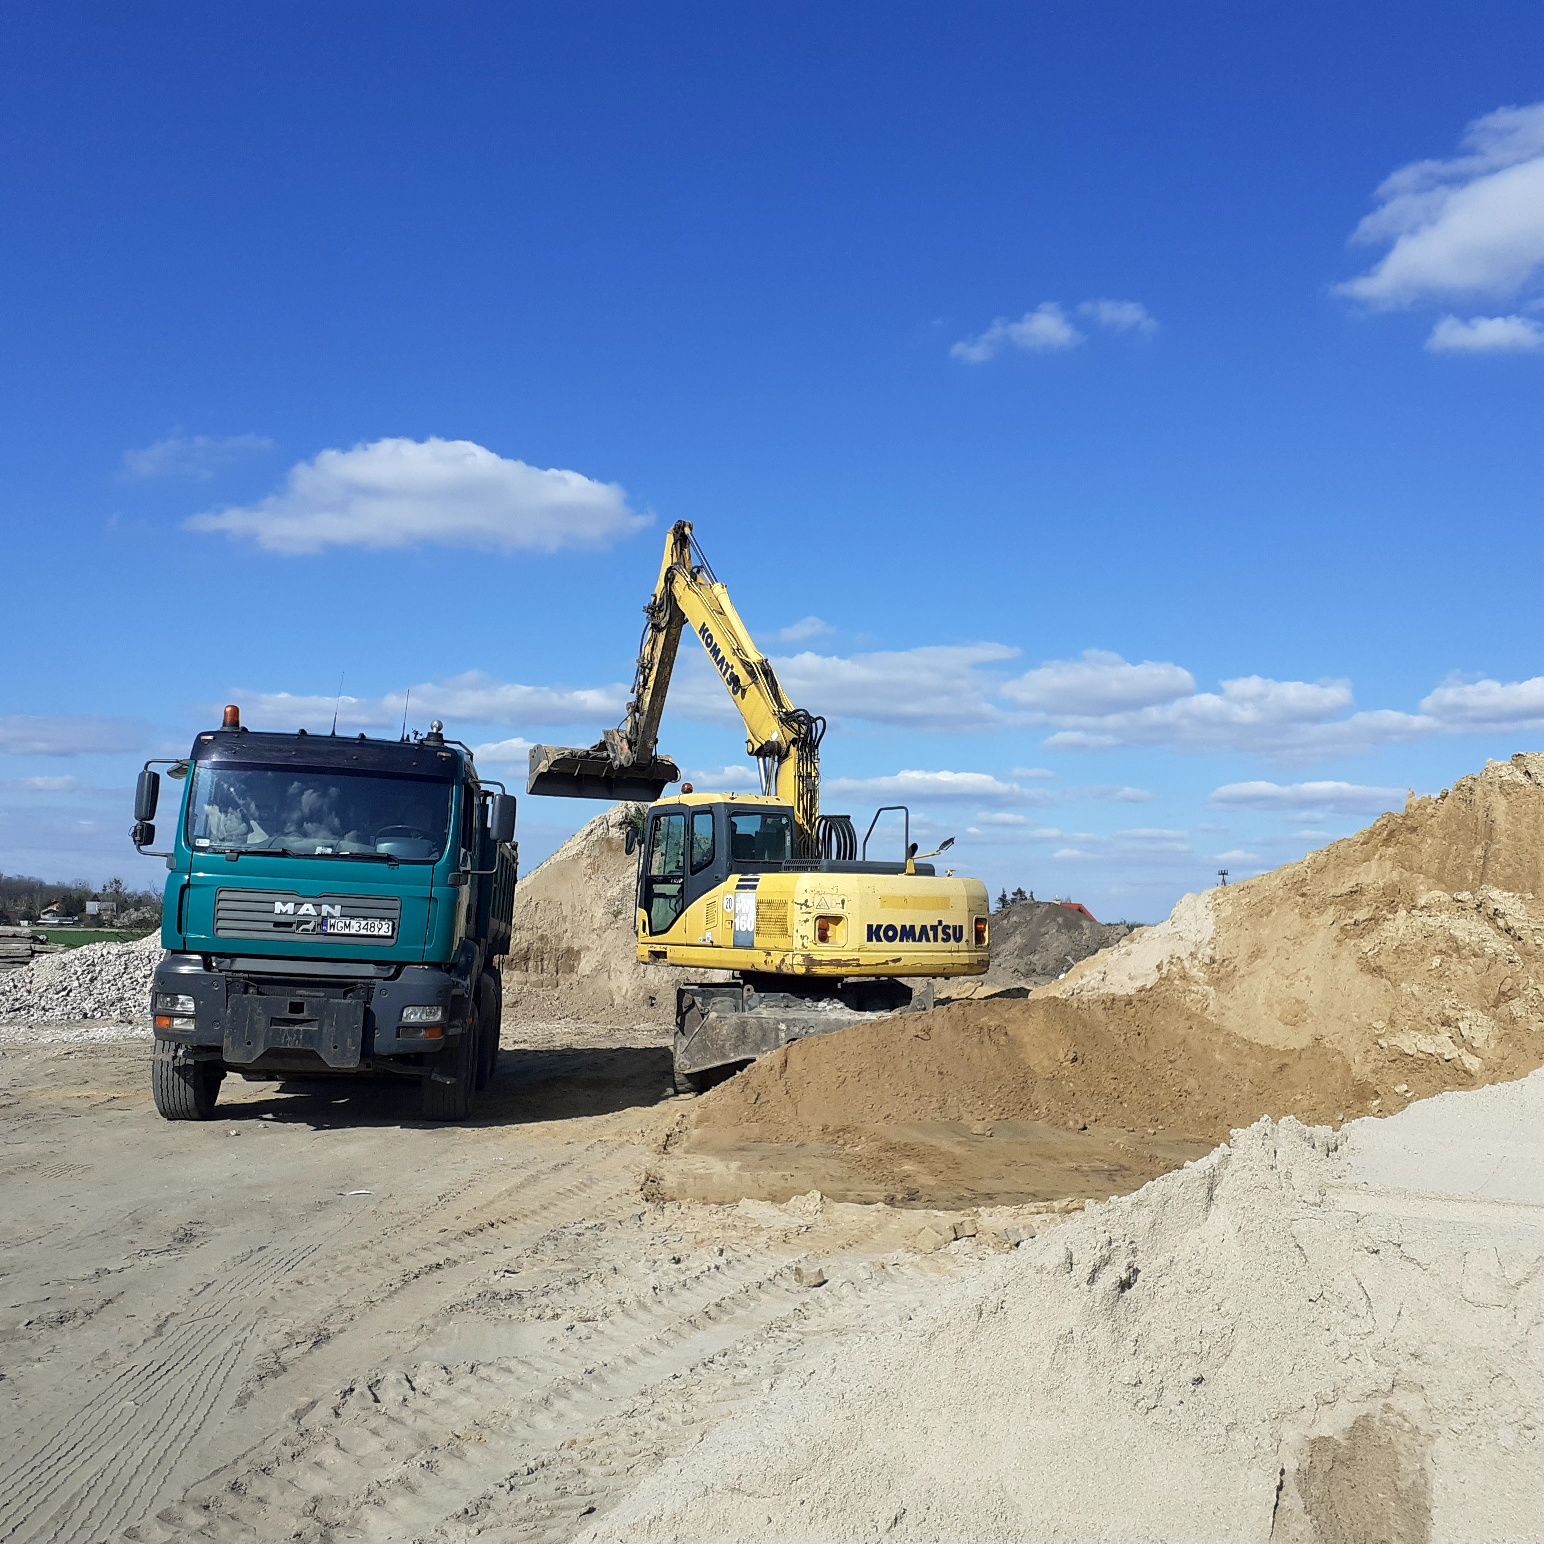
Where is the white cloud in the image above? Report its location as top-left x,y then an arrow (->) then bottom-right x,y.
1338,101 -> 1544,309
675,640 -> 1020,732
1210,780 -> 1404,815
122,432 -> 274,480
952,298 -> 1160,362
1077,299 -> 1159,335
682,764 -> 760,791
1114,827 -> 1191,847
1425,313 -> 1544,353
775,616 -> 834,644
975,811 -> 1030,827
951,302 -> 1084,363
1214,849 -> 1261,864
1004,649 -> 1195,715
1051,847 -> 1095,861
824,769 -> 1051,804
1039,674 -> 1366,755
237,673 -> 627,734
23,775 -> 85,792
0,715 -> 151,757
1420,674 -> 1544,728
470,736 -> 535,766
189,437 -> 649,555
1009,766 -> 1057,780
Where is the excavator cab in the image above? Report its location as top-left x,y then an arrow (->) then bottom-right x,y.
637,795 -> 792,938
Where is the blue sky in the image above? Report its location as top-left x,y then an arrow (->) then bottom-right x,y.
3,2 -> 1542,919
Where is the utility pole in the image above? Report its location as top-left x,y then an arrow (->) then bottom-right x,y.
1217,868 -> 1230,887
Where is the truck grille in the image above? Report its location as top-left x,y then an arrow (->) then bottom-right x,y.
214,889 -> 402,941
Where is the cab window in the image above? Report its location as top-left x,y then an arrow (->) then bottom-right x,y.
690,809 -> 716,873
642,810 -> 687,934
648,811 -> 686,877
729,810 -> 792,865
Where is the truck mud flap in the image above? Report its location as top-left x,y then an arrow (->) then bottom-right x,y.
225,996 -> 366,1070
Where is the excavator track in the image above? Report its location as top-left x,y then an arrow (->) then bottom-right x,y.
673,977 -> 934,1090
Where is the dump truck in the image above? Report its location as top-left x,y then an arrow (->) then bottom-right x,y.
529,520 -> 990,1091
131,707 -> 517,1121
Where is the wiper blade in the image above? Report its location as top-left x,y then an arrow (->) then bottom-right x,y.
325,850 -> 401,866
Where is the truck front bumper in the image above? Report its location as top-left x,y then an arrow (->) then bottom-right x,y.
152,953 -> 469,1068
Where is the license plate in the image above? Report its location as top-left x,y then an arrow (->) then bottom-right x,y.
320,917 -> 394,937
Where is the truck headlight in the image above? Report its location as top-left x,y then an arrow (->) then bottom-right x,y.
401,1004 -> 445,1025
154,993 -> 196,1015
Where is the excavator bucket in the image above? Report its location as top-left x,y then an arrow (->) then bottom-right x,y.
526,743 -> 680,803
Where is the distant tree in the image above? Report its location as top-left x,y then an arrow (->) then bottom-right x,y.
995,888 -> 1009,911
1009,885 -> 1029,905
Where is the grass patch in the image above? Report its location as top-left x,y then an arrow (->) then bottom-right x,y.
37,929 -> 155,950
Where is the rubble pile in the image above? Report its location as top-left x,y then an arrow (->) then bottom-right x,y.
0,931 -> 162,1027
946,899 -> 1133,997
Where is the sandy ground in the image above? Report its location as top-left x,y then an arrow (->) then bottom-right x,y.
0,1020 -> 1000,1544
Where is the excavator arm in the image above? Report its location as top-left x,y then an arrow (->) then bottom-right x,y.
528,521 -> 826,854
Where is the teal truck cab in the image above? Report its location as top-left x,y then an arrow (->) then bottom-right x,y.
132,705 -> 517,1122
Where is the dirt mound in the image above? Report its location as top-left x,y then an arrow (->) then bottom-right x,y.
663,754 -> 1544,1206
502,806 -> 720,1026
947,899 -> 1133,996
660,991 -> 1373,1206
1056,751 -> 1544,1093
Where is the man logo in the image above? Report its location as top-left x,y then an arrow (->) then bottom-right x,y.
273,901 -> 342,917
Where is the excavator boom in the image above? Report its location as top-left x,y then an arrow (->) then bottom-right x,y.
527,520 -> 824,851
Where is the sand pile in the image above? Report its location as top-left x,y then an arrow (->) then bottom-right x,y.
502,805 -> 722,1025
0,930 -> 161,1030
1055,751 -> 1544,1095
664,754 -> 1544,1204
594,1075 -> 1544,1543
946,899 -> 1133,996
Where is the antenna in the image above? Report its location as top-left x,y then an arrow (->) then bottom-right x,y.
330,672 -> 345,736
400,688 -> 411,741
1217,868 -> 1230,887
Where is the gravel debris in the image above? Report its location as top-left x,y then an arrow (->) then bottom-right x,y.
0,932 -> 161,1038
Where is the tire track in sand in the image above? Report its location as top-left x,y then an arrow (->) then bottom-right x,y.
148,1224 -> 957,1544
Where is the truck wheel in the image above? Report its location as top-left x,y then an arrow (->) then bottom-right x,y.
151,1043 -> 222,1121
421,1029 -> 475,1121
475,973 -> 500,1091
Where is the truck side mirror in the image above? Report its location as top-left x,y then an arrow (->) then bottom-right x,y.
624,824 -> 639,856
131,820 -> 156,849
488,793 -> 517,845
134,769 -> 160,822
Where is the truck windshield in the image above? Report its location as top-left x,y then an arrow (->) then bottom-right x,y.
185,763 -> 454,861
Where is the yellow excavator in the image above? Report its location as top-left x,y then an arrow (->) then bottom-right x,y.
528,520 -> 989,1091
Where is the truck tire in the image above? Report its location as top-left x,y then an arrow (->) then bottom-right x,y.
151,1043 -> 222,1120
475,972 -> 500,1091
421,1028 -> 475,1121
